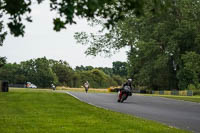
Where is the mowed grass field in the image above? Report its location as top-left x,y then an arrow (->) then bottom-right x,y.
0,88 -> 190,133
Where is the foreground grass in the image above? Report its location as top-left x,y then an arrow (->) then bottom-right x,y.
0,89 -> 189,133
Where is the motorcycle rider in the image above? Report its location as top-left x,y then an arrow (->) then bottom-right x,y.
84,81 -> 89,93
118,79 -> 133,102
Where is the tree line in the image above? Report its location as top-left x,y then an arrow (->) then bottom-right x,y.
0,57 -> 127,88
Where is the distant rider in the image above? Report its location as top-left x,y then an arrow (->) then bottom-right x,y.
84,81 -> 89,93
118,79 -> 133,102
51,84 -> 56,90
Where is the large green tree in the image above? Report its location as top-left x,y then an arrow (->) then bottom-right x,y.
177,52 -> 200,89
0,57 -> 6,68
75,65 -> 94,71
112,61 -> 128,77
96,67 -> 113,76
0,63 -> 26,84
49,59 -> 74,86
75,0 -> 200,90
21,57 -> 58,88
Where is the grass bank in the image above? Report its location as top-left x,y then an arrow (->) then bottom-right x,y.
0,88 -> 189,133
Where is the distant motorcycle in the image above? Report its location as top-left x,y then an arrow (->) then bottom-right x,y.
51,84 -> 56,90
118,86 -> 132,103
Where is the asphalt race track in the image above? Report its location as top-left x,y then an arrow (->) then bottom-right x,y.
67,92 -> 200,133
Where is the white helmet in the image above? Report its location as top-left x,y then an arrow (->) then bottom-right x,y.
128,79 -> 132,82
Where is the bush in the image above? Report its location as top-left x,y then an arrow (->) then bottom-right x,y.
187,84 -> 196,90
112,75 -> 126,86
80,69 -> 118,88
193,90 -> 200,96
197,84 -> 200,90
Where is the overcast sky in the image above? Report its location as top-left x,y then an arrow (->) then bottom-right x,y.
0,1 -> 127,68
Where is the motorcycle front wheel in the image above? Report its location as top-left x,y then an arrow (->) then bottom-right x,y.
121,93 -> 127,103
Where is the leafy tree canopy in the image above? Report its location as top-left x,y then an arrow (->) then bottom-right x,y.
0,57 -> 6,68
112,61 -> 128,77
75,0 -> 200,90
20,57 -> 58,87
0,0 -> 174,46
49,59 -> 74,86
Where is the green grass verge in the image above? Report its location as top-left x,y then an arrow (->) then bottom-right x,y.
0,89 -> 190,133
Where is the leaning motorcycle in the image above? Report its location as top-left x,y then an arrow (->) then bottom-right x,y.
117,86 -> 132,103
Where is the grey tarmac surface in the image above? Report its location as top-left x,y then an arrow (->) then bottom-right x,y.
67,91 -> 200,133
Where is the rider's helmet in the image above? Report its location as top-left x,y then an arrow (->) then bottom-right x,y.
128,79 -> 132,82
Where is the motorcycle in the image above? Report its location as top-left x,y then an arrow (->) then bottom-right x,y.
117,86 -> 132,103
